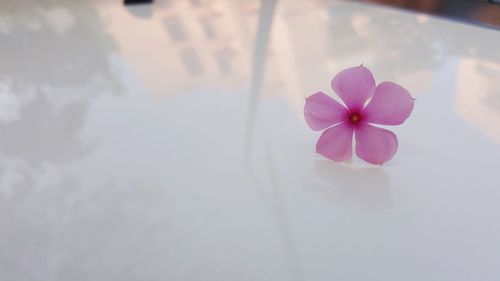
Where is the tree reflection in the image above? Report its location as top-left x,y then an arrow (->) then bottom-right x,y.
0,2 -> 121,165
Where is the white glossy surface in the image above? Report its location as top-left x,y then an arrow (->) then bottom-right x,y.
1,0 -> 500,280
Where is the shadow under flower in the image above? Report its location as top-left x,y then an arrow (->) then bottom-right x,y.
306,160 -> 393,211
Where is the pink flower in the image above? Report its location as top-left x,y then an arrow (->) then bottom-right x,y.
304,65 -> 415,164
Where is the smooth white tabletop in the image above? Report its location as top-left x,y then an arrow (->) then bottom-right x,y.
1,0 -> 500,280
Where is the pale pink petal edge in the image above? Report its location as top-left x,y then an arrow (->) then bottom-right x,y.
355,123 -> 398,164
331,65 -> 376,111
304,92 -> 348,131
362,81 -> 415,126
316,122 -> 354,162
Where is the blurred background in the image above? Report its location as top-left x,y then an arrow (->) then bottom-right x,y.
359,0 -> 500,29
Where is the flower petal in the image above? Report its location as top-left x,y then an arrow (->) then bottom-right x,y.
362,81 -> 415,125
355,123 -> 398,164
331,65 -> 376,111
316,122 -> 354,161
304,92 -> 349,131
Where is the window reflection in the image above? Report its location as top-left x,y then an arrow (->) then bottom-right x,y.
180,48 -> 203,75
215,50 -> 232,74
164,17 -> 187,41
201,18 -> 216,39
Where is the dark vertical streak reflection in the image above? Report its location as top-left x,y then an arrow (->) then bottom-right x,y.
244,0 -> 277,154
244,0 -> 305,280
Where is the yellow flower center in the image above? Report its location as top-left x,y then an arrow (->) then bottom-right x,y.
348,112 -> 362,124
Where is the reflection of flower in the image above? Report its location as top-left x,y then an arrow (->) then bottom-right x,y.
307,160 -> 393,211
304,65 -> 414,164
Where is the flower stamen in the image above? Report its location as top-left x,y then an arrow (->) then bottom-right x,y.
348,112 -> 362,125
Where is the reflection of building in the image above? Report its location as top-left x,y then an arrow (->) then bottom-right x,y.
101,0 -> 340,115
101,0 -> 263,95
456,59 -> 500,144
103,0 -> 498,121
160,0 -> 259,87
